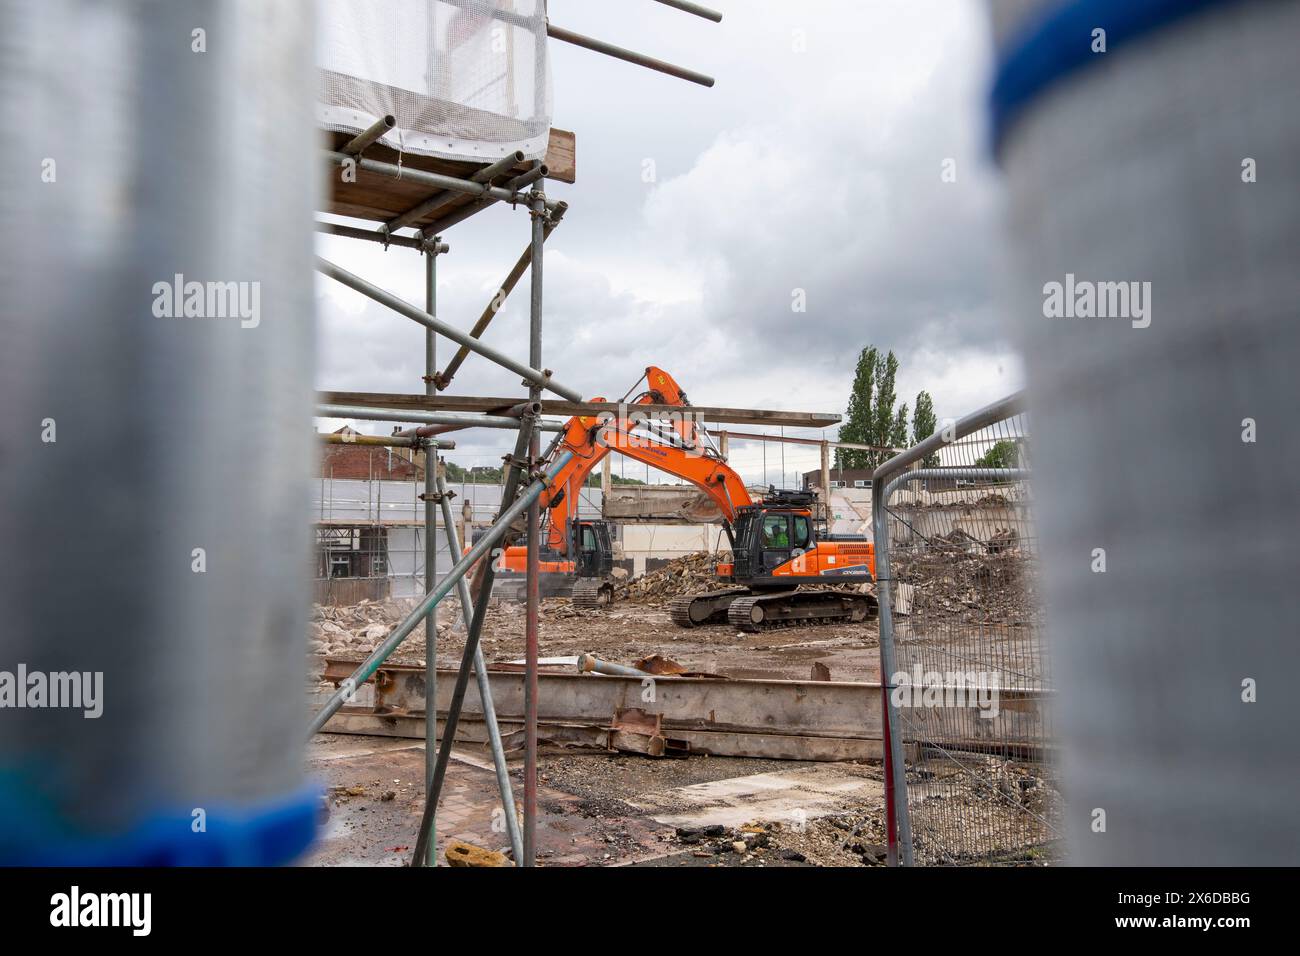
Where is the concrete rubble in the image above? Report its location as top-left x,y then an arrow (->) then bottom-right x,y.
621,551 -> 724,601
891,549 -> 1036,625
310,597 -> 458,660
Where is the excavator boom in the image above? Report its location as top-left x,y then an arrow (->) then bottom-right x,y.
493,365 -> 876,630
537,366 -> 732,552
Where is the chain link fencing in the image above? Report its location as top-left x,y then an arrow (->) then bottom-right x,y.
874,393 -> 1061,865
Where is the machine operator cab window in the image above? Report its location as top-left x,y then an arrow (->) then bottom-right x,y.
791,514 -> 812,549
761,514 -> 789,549
573,520 -> 613,578
760,513 -> 813,550
756,511 -> 815,573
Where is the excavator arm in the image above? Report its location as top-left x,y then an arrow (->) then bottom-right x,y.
538,366 -> 742,552
585,427 -> 752,539
500,365 -> 878,632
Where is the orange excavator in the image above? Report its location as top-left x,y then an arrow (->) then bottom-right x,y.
489,367 -> 877,631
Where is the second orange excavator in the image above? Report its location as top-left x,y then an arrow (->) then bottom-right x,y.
488,367 -> 877,632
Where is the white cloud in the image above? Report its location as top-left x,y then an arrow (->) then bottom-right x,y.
315,1 -> 1017,484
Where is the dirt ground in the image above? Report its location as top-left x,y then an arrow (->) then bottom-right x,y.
307,551 -> 1060,867
314,593 -> 883,683
302,734 -> 897,868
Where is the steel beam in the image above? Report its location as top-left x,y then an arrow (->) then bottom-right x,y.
323,713 -> 890,763
319,391 -> 842,430
318,664 -> 1049,761
712,428 -> 899,454
317,404 -> 564,433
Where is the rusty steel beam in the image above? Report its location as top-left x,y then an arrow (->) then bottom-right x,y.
317,660 -> 1051,758
318,391 -> 842,430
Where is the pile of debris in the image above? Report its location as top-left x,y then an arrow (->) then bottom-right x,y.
907,757 -> 1062,865
622,552 -> 729,602
931,528 -> 983,554
671,812 -> 892,867
309,598 -> 457,661
892,547 -> 1036,625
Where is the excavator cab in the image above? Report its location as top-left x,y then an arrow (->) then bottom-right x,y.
732,508 -> 812,581
730,489 -> 823,587
570,519 -> 614,580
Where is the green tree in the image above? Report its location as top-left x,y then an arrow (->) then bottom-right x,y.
891,403 -> 909,450
975,439 -> 1019,469
912,390 -> 939,468
583,472 -> 645,487
835,346 -> 877,470
836,346 -> 908,471
442,460 -> 503,484
872,352 -> 900,461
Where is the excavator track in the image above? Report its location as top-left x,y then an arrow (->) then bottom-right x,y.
491,574 -> 577,603
726,589 -> 878,632
571,577 -> 614,608
491,578 -> 527,603
669,588 -> 749,627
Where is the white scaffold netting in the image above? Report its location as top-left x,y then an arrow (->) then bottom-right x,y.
317,0 -> 552,163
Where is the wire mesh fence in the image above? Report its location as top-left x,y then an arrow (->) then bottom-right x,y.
875,396 -> 1061,865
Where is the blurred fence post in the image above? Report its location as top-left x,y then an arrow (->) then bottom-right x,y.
0,0 -> 318,864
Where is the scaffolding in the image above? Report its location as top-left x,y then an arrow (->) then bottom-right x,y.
307,0 -> 962,871
309,144 -> 852,862
307,0 -> 816,868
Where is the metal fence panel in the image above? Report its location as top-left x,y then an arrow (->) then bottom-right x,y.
874,395 -> 1061,865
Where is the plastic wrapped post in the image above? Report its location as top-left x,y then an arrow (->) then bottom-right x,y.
987,0 -> 1300,864
317,0 -> 552,163
0,0 -> 319,864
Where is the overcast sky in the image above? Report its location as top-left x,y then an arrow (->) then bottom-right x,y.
315,0 -> 1022,486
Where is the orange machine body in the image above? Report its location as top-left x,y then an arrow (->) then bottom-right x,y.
495,366 -> 873,590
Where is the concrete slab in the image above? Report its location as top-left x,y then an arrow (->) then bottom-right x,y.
300,735 -> 672,866
629,764 -> 885,830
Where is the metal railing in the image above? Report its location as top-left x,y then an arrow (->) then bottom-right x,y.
874,393 -> 1060,865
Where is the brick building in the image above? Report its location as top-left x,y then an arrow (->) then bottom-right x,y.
319,426 -> 424,480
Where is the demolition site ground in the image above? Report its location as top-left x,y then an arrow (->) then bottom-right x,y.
305,550 -> 1056,867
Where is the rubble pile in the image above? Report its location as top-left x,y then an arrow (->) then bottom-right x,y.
309,597 -> 458,661
892,545 -> 1036,625
622,552 -> 729,602
908,757 -> 1062,865
670,811 -> 892,867
931,528 -> 982,553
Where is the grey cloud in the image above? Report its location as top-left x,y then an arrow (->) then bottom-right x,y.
316,1 -> 1022,480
